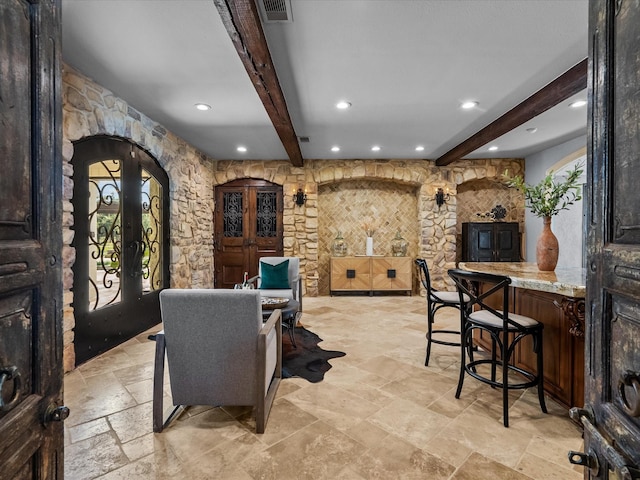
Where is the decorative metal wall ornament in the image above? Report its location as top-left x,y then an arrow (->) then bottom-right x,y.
476,204 -> 507,221
490,204 -> 507,221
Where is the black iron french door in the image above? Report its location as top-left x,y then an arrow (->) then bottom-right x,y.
71,137 -> 169,365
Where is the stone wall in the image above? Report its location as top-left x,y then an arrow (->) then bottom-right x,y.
62,64 -> 525,371
213,158 -> 525,296
62,64 -> 216,371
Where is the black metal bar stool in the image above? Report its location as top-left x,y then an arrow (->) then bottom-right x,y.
415,259 -> 469,366
447,268 -> 547,427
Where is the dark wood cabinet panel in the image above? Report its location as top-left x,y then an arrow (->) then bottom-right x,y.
461,222 -> 520,262
0,1 -> 64,477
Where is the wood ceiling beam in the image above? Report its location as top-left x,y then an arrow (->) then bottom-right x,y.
435,58 -> 588,166
214,0 -> 303,167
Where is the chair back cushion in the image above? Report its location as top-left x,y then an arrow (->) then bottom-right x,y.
260,259 -> 290,288
259,257 -> 300,289
159,289 -> 262,406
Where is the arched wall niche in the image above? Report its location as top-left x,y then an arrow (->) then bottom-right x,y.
455,178 -> 525,262
316,178 -> 420,295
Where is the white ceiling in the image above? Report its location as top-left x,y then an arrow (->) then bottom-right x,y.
61,0 -> 588,162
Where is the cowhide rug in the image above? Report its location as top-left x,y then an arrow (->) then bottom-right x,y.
282,326 -> 346,383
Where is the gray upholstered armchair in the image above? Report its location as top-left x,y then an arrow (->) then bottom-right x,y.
255,256 -> 302,310
152,289 -> 282,434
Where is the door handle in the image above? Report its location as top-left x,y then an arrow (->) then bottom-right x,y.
0,366 -> 21,411
569,407 -> 640,480
129,240 -> 145,277
44,403 -> 70,426
618,371 -> 640,417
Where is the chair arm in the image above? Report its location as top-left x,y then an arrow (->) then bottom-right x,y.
295,277 -> 302,311
247,274 -> 260,287
261,308 -> 282,338
152,331 -> 166,432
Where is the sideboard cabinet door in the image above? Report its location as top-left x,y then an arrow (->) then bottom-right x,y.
462,222 -> 520,262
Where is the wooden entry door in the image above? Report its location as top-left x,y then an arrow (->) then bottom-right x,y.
0,1 -> 66,478
214,179 -> 283,288
71,137 -> 170,365
569,0 -> 640,477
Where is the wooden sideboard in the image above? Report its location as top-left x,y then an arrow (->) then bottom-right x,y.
458,262 -> 585,409
330,256 -> 412,295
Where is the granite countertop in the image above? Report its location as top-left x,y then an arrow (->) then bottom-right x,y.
457,262 -> 586,298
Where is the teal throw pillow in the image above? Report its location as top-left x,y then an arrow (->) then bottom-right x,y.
260,260 -> 290,289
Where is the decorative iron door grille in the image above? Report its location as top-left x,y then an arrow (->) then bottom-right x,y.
214,179 -> 283,289
72,137 -> 170,365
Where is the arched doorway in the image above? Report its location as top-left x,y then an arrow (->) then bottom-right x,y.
71,136 -> 170,364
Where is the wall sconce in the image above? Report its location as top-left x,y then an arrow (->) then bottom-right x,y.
435,187 -> 450,209
293,188 -> 307,206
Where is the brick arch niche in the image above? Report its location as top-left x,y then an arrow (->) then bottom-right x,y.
317,179 -> 420,295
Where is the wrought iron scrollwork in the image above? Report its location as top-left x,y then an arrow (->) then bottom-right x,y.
256,192 -> 277,237
223,192 -> 243,237
88,160 -> 122,310
141,173 -> 162,290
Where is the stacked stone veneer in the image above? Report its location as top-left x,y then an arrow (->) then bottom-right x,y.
62,64 -> 525,371
62,65 -> 215,371
213,158 -> 525,297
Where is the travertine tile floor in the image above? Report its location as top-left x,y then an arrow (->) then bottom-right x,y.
64,296 -> 584,479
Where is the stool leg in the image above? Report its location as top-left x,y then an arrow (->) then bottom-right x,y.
491,335 -> 498,386
535,330 -> 547,413
502,343 -> 509,427
455,323 -> 468,399
425,304 -> 435,366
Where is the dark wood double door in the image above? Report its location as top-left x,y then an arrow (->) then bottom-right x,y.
214,179 -> 283,289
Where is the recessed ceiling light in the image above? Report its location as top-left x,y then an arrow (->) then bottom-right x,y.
526,127 -> 538,133
194,103 -> 211,111
237,146 -> 247,153
415,146 -> 425,152
371,146 -> 381,152
331,146 -> 340,152
336,101 -> 352,110
569,99 -> 587,108
461,101 -> 479,110
488,146 -> 498,151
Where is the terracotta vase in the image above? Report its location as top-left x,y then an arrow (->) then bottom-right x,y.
536,216 -> 559,271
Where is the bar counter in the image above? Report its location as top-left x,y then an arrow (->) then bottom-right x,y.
458,262 -> 586,298
456,261 -> 585,409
